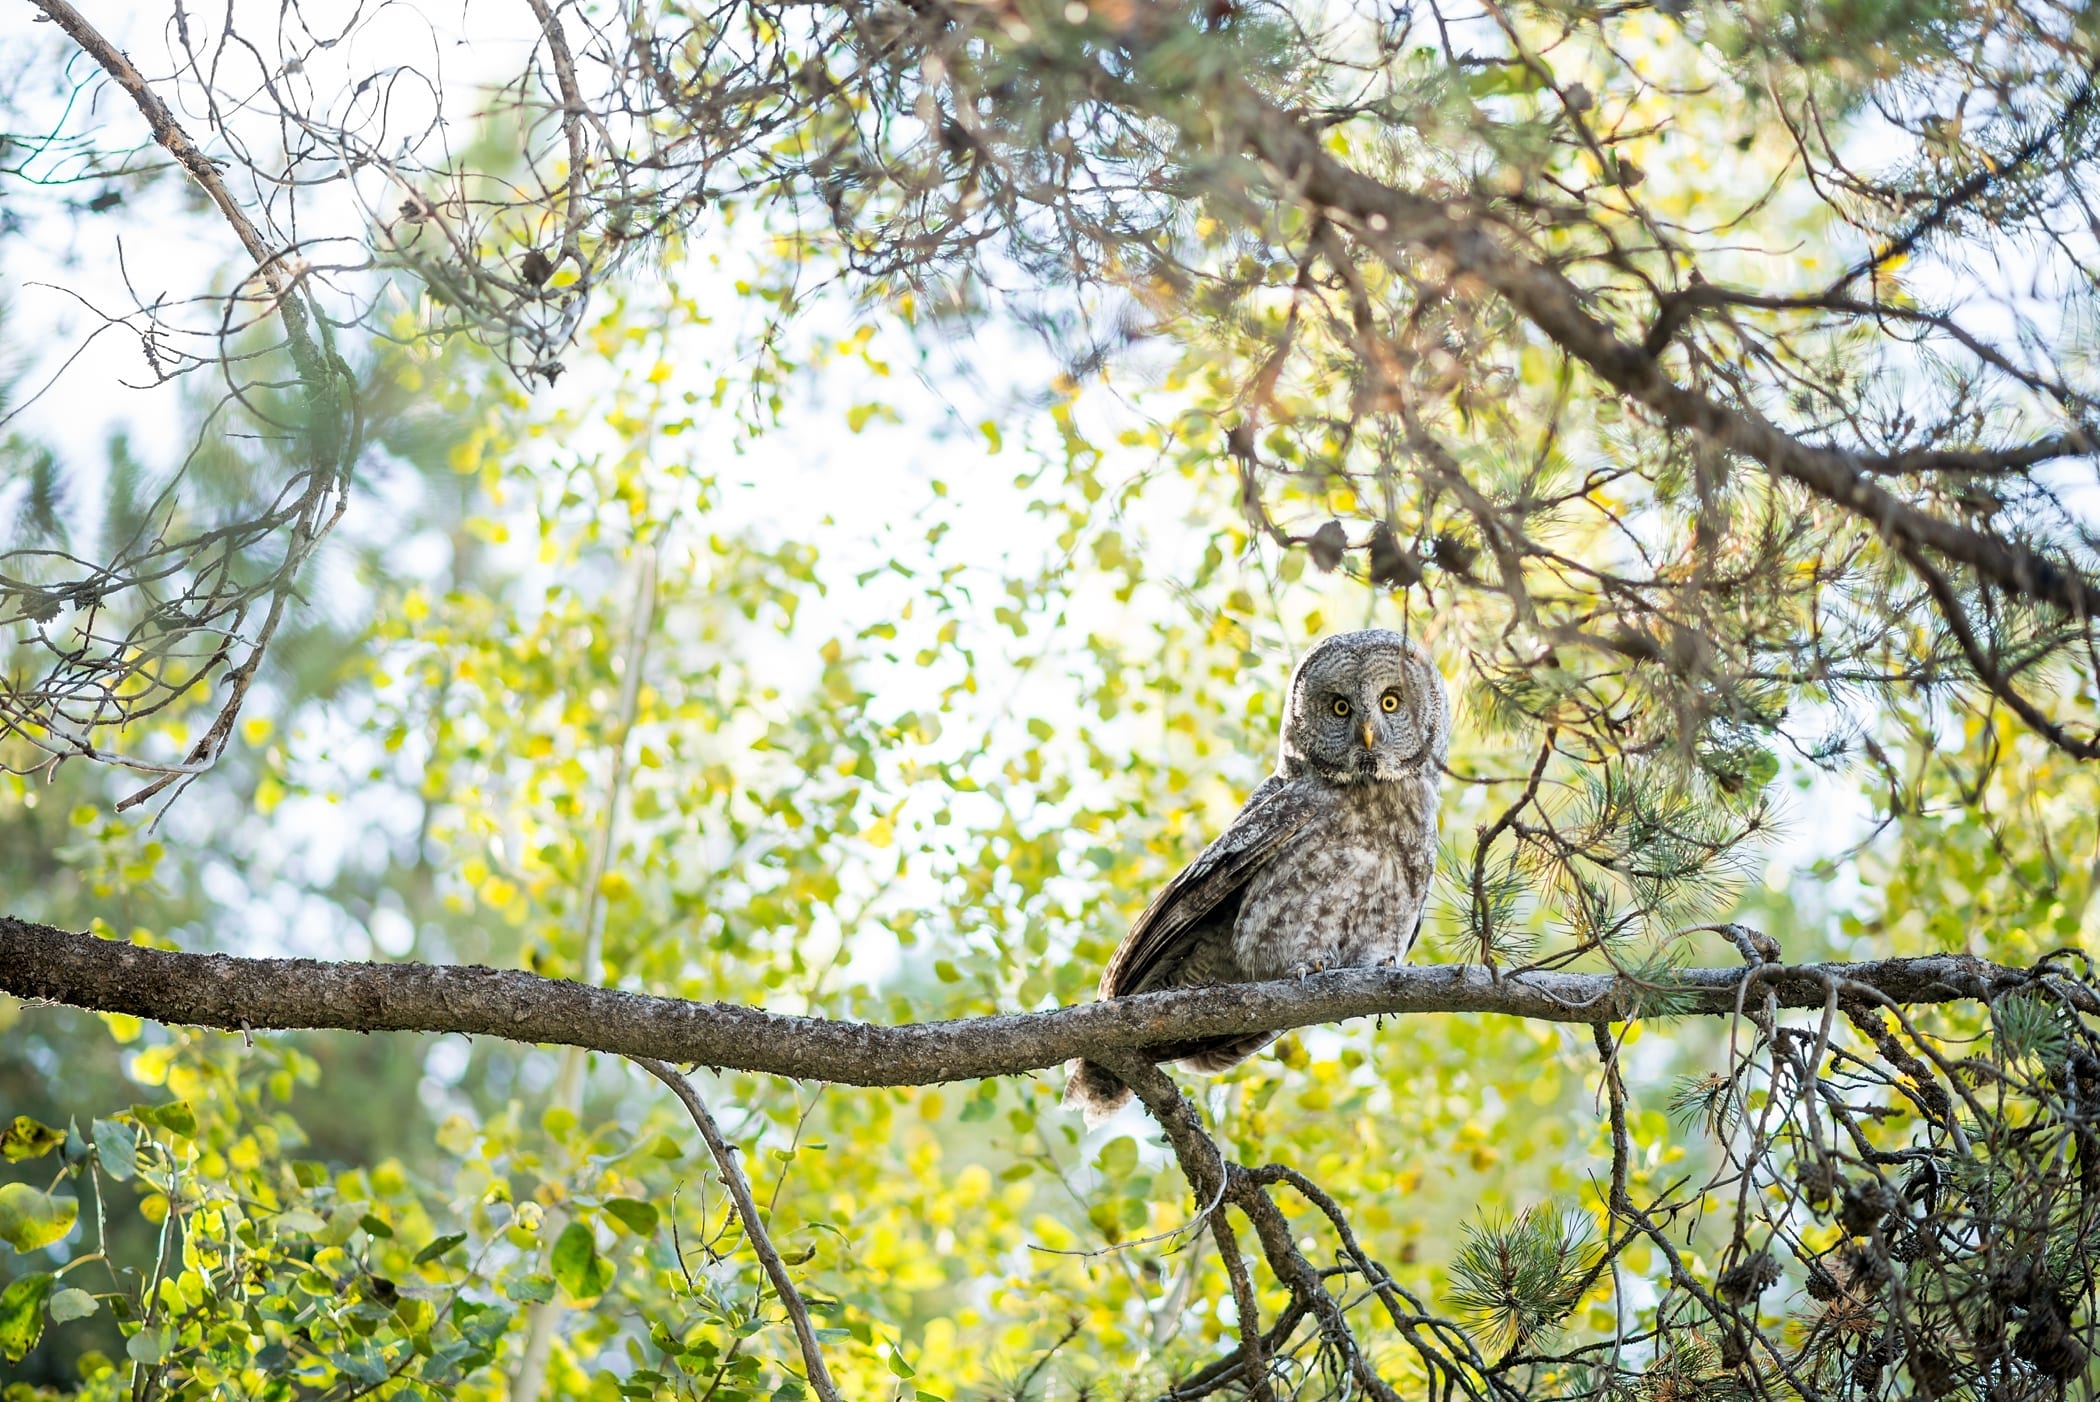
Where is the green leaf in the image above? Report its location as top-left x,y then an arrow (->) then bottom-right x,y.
1094,1135 -> 1138,1178
414,1232 -> 467,1265
551,1222 -> 613,1302
60,1120 -> 88,1169
0,1183 -> 78,1253
0,1116 -> 64,1163
393,1295 -> 434,1333
92,1118 -> 137,1181
886,1345 -> 916,1378
1743,746 -> 1779,789
134,1102 -> 195,1138
602,1198 -> 659,1235
1466,64 -> 1548,98
1448,1203 -> 1598,1351
0,1272 -> 52,1361
126,1327 -> 169,1365
47,1287 -> 97,1323
322,1202 -> 365,1245
503,1273 -> 555,1304
360,1213 -> 395,1239
337,1346 -> 391,1384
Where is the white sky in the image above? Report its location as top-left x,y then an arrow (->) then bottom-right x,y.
10,0 -> 2091,976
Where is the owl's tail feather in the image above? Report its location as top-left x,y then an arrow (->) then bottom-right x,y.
1065,1033 -> 1281,1125
1062,1058 -> 1132,1127
1175,1031 -> 1278,1074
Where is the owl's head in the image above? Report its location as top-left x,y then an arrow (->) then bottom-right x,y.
1278,630 -> 1448,785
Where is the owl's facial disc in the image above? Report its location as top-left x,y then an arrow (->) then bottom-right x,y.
1281,631 -> 1443,785
1354,685 -> 1427,781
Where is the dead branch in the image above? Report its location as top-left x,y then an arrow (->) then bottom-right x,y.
635,1057 -> 843,1402
14,0 -> 355,804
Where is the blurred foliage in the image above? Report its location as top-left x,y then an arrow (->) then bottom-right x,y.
2,0 -> 2099,1398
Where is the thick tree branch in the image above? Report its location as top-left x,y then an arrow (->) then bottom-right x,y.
1208,1211 -> 1277,1402
1224,85 -> 2100,625
1,917 -> 2080,1086
1108,1058 -> 1404,1402
1891,536 -> 2100,758
521,0 -> 591,266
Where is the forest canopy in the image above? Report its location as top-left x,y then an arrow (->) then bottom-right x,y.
2,0 -> 2099,1399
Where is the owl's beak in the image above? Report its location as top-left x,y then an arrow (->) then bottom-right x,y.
1360,720 -> 1377,751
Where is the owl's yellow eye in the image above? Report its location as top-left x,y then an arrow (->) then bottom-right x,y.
1331,697 -> 1351,718
1381,692 -> 1400,713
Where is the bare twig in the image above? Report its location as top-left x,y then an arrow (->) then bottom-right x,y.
634,1057 -> 843,1402
19,0 -> 354,805
27,0 -> 323,374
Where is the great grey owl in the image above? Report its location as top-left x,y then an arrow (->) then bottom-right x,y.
1066,629 -> 1448,1123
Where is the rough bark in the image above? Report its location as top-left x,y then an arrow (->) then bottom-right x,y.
0,916 -> 2077,1085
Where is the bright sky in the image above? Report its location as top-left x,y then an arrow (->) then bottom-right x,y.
14,0 -> 2091,980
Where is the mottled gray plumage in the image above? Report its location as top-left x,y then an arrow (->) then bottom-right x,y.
1066,629 -> 1448,1123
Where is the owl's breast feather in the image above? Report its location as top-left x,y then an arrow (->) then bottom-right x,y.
1230,774 -> 1436,981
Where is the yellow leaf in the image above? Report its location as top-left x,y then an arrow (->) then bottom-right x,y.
0,1183 -> 77,1252
98,1013 -> 142,1044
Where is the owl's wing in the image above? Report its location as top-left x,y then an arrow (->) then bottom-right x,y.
1100,775 -> 1331,999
